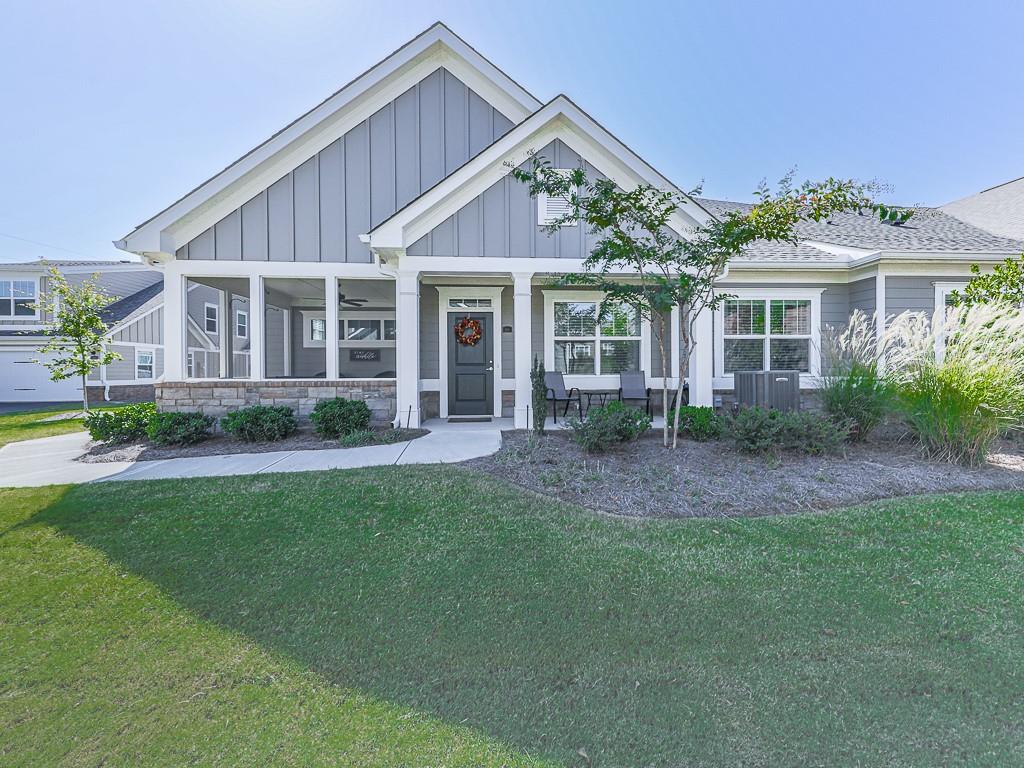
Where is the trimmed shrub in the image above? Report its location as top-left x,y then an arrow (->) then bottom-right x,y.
221,405 -> 297,442
337,429 -> 377,448
567,401 -> 652,453
727,407 -> 849,455
310,397 -> 372,439
673,405 -> 722,441
84,402 -> 156,443
820,310 -> 891,441
146,411 -> 214,446
884,304 -> 1024,465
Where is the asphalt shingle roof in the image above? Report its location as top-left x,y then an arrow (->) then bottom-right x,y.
698,198 -> 1024,262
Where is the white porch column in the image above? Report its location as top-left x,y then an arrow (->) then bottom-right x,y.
689,307 -> 714,407
162,266 -> 184,380
218,288 -> 230,378
325,277 -> 339,380
395,270 -> 420,428
512,272 -> 534,429
249,274 -> 264,379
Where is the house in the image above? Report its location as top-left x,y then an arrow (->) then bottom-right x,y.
0,259 -> 163,403
942,176 -> 1024,241
113,23 -> 1024,427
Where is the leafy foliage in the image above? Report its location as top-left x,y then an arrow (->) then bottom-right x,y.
950,253 -> 1024,308
883,304 -> 1024,465
221,405 -> 297,442
84,402 -> 157,444
145,411 -> 214,446
509,158 -> 904,449
32,265 -> 121,411
566,401 -> 652,453
819,310 -> 891,441
530,357 -> 547,434
727,407 -> 849,455
310,398 -> 372,439
672,405 -> 723,441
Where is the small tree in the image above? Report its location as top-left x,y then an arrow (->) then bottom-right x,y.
950,253 -> 1024,308
510,157 -> 903,447
33,266 -> 121,413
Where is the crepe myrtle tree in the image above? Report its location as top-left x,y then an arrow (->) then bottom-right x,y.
32,265 -> 121,413
509,156 -> 906,447
950,253 -> 1024,308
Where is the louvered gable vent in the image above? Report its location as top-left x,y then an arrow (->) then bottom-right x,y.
537,169 -> 578,227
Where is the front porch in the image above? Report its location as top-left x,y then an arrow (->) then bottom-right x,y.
158,263 -> 714,428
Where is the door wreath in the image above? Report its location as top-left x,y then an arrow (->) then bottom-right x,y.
453,316 -> 483,346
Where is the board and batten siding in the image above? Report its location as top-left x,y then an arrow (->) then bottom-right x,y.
111,307 -> 163,345
408,140 -> 608,259
177,68 -> 513,264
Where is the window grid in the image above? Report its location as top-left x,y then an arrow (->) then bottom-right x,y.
723,298 -> 812,373
552,300 -> 641,375
235,310 -> 248,338
136,350 -> 155,380
204,303 -> 218,334
0,280 -> 37,317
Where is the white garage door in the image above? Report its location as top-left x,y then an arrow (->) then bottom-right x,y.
0,348 -> 81,402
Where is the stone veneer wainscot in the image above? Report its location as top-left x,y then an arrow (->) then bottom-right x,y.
155,380 -> 397,425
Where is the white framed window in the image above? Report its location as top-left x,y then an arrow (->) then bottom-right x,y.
714,288 -> 823,381
187,351 -> 194,378
136,348 -> 155,380
0,279 -> 37,318
537,169 -> 578,227
544,291 -> 644,377
310,317 -> 327,342
448,298 -> 493,309
204,303 -> 218,334
235,309 -> 248,338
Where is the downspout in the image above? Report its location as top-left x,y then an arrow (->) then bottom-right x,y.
100,339 -> 111,401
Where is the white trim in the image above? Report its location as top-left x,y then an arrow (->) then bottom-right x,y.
0,276 -> 40,321
933,280 -> 969,311
933,280 -> 969,362
135,346 -> 156,380
436,285 -> 504,419
118,24 -> 540,257
203,302 -> 218,334
542,289 -> 650,390
235,309 -> 248,339
712,287 -> 824,389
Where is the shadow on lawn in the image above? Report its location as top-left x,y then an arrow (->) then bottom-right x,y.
32,470 -> 1024,767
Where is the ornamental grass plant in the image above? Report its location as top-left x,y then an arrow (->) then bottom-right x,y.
883,303 -> 1024,465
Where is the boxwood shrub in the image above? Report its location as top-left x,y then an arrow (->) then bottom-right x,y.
310,398 -> 372,439
567,401 -> 652,453
672,405 -> 723,441
146,411 -> 214,446
84,402 -> 157,444
221,405 -> 297,442
726,406 -> 850,456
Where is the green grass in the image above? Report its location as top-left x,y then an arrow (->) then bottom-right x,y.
2,470 -> 1023,766
0,405 -> 93,448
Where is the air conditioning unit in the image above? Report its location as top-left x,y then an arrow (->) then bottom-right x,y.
734,370 -> 801,412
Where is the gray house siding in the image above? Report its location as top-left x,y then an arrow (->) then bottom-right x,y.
419,288 -> 439,379
409,139 -> 608,259
886,277 -> 934,319
177,68 -> 514,264
849,277 -> 875,316
112,307 -> 163,345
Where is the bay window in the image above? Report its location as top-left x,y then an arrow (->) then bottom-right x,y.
716,290 -> 822,378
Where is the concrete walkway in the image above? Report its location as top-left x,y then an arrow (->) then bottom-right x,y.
0,419 -> 506,488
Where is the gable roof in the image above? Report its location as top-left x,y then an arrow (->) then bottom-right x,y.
102,281 -> 163,326
116,22 -> 542,258
941,176 -> 1024,241
699,198 -> 1024,265
366,95 -> 715,253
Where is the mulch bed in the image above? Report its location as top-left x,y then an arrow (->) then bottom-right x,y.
472,428 -> 1024,518
79,426 -> 427,463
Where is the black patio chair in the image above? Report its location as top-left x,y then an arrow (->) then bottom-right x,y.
544,371 -> 583,424
618,370 -> 652,416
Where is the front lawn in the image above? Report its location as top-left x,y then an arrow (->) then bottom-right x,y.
0,404 -> 116,449
2,470 -> 1022,766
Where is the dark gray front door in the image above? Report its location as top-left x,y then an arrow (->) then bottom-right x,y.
448,312 -> 493,416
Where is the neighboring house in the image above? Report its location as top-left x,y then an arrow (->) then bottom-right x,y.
113,23 -> 1024,426
0,260 -> 163,403
942,176 -> 1024,241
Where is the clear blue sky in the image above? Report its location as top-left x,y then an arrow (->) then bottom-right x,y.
2,0 -> 1022,263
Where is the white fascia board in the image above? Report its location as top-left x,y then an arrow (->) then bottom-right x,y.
850,249 -> 1019,267
801,240 -> 876,260
118,25 -> 540,257
368,97 -> 712,251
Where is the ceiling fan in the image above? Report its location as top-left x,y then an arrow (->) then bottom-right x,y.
338,291 -> 369,308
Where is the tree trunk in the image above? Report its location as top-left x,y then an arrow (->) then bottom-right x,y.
671,302 -> 690,449
658,313 -> 669,448
81,373 -> 89,413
